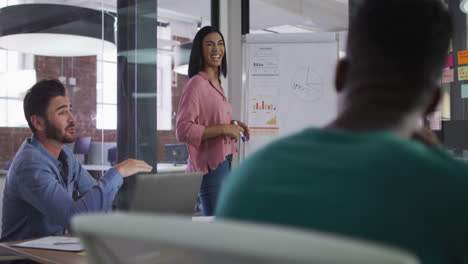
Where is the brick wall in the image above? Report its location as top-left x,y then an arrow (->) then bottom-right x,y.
0,51 -> 190,168
0,127 -> 32,168
35,56 -> 117,142
1,56 -> 114,168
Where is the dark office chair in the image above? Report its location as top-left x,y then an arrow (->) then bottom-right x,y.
74,137 -> 92,164
2,160 -> 12,170
107,146 -> 117,166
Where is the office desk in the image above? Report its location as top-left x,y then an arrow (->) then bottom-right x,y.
0,238 -> 87,264
157,163 -> 187,173
81,164 -> 112,172
82,163 -> 187,173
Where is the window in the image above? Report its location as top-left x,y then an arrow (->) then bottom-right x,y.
96,55 -> 117,130
157,23 -> 174,131
95,23 -> 175,131
0,50 -> 36,127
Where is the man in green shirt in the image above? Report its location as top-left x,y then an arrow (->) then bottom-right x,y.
216,1 -> 468,263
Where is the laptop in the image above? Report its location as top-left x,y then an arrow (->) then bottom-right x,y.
130,172 -> 203,216
164,144 -> 189,165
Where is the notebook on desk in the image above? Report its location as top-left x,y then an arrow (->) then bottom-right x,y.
130,172 -> 203,216
12,236 -> 83,252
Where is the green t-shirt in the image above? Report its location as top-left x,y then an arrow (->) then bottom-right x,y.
216,128 -> 468,264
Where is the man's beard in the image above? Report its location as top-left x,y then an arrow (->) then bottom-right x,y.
45,119 -> 76,144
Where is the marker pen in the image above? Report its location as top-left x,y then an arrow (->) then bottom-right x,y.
233,120 -> 246,142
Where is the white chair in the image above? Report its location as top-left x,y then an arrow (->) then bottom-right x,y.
72,213 -> 419,264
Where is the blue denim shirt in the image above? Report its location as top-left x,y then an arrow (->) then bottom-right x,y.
1,135 -> 123,242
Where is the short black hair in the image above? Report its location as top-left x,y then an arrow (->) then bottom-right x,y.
346,0 -> 452,109
23,79 -> 66,134
188,26 -> 227,78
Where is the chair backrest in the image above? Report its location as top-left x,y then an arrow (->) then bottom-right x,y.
73,137 -> 92,155
130,172 -> 203,215
72,213 -> 420,264
73,137 -> 92,164
107,146 -> 117,166
87,142 -> 116,165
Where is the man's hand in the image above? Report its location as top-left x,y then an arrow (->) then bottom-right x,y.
411,127 -> 441,148
113,159 -> 153,178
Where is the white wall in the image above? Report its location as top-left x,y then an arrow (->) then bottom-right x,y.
220,0 -> 244,166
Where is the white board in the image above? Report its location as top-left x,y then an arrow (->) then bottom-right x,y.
243,33 -> 339,157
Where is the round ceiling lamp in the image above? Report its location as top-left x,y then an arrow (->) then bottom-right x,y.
461,0 -> 468,13
0,4 -> 116,57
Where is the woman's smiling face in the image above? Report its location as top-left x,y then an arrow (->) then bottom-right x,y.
201,32 -> 225,70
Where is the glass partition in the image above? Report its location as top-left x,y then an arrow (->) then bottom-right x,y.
0,0 -> 211,208
155,0 -> 211,167
0,0 -> 211,175
0,1 -> 116,173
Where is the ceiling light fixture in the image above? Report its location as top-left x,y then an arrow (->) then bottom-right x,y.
0,4 -> 116,57
461,0 -> 468,13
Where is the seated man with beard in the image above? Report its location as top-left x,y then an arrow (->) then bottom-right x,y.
1,79 -> 153,242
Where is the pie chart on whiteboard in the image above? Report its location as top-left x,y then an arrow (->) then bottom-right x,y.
290,65 -> 324,101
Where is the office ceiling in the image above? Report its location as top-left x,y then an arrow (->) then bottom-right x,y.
251,0 -> 348,32
4,0 -> 348,32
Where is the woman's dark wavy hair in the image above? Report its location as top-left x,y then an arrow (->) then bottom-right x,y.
188,26 -> 227,78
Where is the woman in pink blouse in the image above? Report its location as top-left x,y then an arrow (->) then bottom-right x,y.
176,26 -> 250,216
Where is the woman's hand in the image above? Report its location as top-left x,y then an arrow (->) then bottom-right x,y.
231,120 -> 250,141
222,124 -> 245,141
202,124 -> 243,141
202,121 -> 250,142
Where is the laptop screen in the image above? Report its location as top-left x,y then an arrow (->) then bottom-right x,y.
165,144 -> 189,165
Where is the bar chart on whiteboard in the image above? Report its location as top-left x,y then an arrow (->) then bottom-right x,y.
249,97 -> 279,137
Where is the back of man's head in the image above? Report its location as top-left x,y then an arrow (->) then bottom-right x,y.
346,0 -> 452,110
23,79 -> 66,134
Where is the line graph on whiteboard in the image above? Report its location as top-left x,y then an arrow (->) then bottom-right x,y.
290,65 -> 324,101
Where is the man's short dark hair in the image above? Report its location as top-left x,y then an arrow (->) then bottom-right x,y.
346,0 -> 452,110
23,79 -> 66,133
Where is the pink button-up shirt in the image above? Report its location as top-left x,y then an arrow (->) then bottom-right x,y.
176,72 -> 236,174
